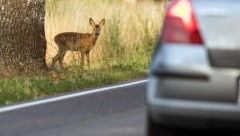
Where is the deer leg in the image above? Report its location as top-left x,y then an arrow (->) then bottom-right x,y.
80,52 -> 85,70
86,52 -> 90,70
59,50 -> 67,69
51,52 -> 60,69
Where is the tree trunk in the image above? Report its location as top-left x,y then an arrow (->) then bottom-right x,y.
0,0 -> 47,76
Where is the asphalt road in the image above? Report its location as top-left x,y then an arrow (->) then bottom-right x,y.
0,79 -> 147,136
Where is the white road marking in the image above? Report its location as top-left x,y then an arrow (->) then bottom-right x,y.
0,79 -> 148,113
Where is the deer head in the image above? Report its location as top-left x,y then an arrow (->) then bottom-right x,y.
89,18 -> 105,36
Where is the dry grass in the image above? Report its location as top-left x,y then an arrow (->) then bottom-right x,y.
45,0 -> 165,69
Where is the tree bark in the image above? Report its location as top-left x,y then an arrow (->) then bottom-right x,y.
0,0 -> 47,76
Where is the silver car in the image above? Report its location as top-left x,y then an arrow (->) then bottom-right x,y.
147,0 -> 240,135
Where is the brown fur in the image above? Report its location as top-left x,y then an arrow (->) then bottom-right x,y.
51,18 -> 105,70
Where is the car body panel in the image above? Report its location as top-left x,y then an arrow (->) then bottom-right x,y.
150,45 -> 239,102
192,0 -> 240,68
192,0 -> 240,50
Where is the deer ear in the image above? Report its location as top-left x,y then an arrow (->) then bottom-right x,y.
99,19 -> 105,27
89,18 -> 95,26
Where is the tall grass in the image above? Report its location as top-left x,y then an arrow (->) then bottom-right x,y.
45,0 -> 165,70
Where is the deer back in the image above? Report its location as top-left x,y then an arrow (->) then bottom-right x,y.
54,32 -> 94,52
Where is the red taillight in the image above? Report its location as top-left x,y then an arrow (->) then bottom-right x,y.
162,0 -> 203,44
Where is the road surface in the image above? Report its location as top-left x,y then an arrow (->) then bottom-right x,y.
0,79 -> 147,136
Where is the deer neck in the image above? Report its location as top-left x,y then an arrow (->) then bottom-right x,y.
89,33 -> 99,45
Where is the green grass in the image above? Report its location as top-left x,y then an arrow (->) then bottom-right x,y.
0,67 -> 147,105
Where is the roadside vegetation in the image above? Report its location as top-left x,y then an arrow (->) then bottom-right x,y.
0,0 -> 165,105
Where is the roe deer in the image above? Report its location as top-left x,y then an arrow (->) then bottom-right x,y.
51,18 -> 105,70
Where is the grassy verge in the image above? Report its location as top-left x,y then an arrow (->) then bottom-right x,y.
0,67 -> 146,105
